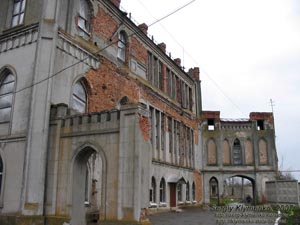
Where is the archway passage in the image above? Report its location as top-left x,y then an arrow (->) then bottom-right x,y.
223,176 -> 255,205
209,177 -> 219,205
71,147 -> 103,225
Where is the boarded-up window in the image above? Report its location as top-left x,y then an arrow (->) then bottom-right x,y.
222,140 -> 230,165
245,140 -> 254,165
259,139 -> 268,165
207,139 -> 217,165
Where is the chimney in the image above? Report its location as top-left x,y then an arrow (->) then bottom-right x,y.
110,0 -> 121,8
174,58 -> 181,67
188,67 -> 200,80
158,42 -> 166,53
138,23 -> 148,35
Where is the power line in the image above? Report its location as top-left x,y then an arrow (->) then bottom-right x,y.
14,0 -> 196,95
132,0 -> 247,117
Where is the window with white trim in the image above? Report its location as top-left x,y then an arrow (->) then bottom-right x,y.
72,80 -> 87,113
11,0 -> 26,27
78,0 -> 90,39
150,177 -> 156,203
0,72 -> 15,123
117,31 -> 127,62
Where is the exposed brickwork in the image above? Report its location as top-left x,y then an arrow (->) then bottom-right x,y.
91,8 -> 118,42
250,112 -> 274,124
201,111 -> 220,119
130,37 -> 147,65
193,171 -> 202,202
86,56 -> 139,112
139,114 -> 150,141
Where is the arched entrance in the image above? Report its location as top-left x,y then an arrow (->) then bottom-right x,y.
224,175 -> 255,204
209,177 -> 219,205
71,147 -> 103,225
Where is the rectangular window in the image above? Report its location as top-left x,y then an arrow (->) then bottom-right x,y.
153,57 -> 158,87
158,62 -> 163,90
167,68 -> 172,96
147,52 -> 153,83
161,113 -> 165,151
155,110 -> 160,151
11,0 -> 26,27
168,117 -> 172,153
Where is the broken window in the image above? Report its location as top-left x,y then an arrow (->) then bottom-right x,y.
257,120 -> 264,130
11,0 -> 26,27
208,119 -> 215,131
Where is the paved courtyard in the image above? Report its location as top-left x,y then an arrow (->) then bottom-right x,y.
148,207 -> 217,225
148,205 -> 281,225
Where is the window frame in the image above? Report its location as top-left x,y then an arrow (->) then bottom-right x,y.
11,0 -> 27,27
159,178 -> 166,203
71,79 -> 88,114
0,154 -> 4,208
0,69 -> 16,125
78,0 -> 91,39
117,31 -> 127,62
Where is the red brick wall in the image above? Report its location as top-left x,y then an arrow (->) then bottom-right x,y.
86,2 -> 199,141
91,8 -> 118,42
194,171 -> 202,202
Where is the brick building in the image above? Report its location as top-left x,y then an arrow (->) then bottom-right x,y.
0,0 -> 277,224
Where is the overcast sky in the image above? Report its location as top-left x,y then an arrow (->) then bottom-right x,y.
120,0 -> 300,178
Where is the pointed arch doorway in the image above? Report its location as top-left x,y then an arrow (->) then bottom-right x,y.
70,147 -> 104,225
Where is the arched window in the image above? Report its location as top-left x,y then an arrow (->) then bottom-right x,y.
0,156 -> 3,194
0,71 -> 15,123
72,79 -> 87,113
177,183 -> 182,202
233,139 -> 242,165
159,178 -> 166,203
117,31 -> 127,62
150,177 -> 156,203
192,182 -> 196,201
186,182 -> 190,201
78,0 -> 90,39
207,138 -> 217,165
12,0 -> 27,27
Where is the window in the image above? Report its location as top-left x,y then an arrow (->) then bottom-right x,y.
208,119 -> 215,131
192,182 -> 196,201
72,80 -> 87,113
257,120 -> 264,130
186,182 -> 190,201
0,156 -> 3,195
177,183 -> 182,202
159,178 -> 166,203
150,177 -> 156,203
78,0 -> 90,39
11,0 -> 26,27
0,72 -> 15,123
233,139 -> 242,165
117,31 -> 126,62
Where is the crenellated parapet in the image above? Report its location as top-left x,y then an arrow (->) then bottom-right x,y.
50,104 -> 120,135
